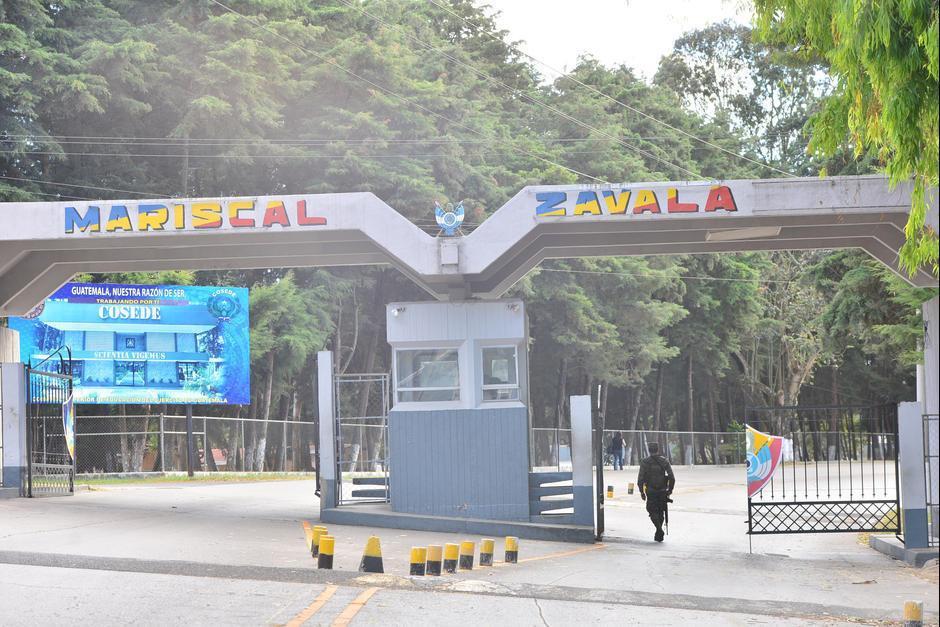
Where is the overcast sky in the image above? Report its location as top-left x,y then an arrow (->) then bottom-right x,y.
487,0 -> 752,82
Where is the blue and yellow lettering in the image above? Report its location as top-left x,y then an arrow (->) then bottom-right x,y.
65,206 -> 101,234
574,191 -> 602,216
535,192 -> 567,217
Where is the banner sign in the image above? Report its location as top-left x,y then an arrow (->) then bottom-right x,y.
11,283 -> 250,405
62,393 -> 75,461
746,425 -> 784,498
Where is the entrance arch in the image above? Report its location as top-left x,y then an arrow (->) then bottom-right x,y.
0,174 -> 936,317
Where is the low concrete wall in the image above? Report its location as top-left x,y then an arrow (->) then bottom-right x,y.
388,407 -> 530,521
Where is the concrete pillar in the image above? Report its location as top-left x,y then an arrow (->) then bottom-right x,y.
570,395 -> 594,526
898,402 -> 929,548
1,363 -> 26,493
317,351 -> 337,510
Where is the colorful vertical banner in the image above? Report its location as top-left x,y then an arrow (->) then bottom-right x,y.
62,393 -> 76,462
746,425 -> 783,498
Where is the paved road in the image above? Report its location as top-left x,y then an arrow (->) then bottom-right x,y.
0,468 -> 936,625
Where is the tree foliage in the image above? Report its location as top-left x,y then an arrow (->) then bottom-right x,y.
754,0 -> 940,276
1,2 -> 932,468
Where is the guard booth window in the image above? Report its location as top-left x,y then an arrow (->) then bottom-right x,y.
395,348 -> 459,402
481,346 -> 519,401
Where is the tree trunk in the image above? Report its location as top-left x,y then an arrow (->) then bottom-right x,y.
554,358 -> 568,430
255,352 -> 275,471
828,365 -> 840,460
119,406 -> 130,472
625,387 -> 645,465
653,365 -> 664,432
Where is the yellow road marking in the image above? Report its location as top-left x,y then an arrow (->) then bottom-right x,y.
285,584 -> 338,627
331,587 -> 380,627
492,543 -> 605,567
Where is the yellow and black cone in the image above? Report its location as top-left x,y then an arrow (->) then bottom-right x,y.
311,526 -> 327,558
359,535 -> 384,573
443,543 -> 459,573
479,538 -> 495,567
458,541 -> 475,571
504,536 -> 519,564
426,545 -> 443,576
627,482 -> 635,495
409,547 -> 427,576
606,485 -> 614,499
317,535 -> 334,569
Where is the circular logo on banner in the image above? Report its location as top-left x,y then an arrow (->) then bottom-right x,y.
24,302 -> 45,319
208,289 -> 241,321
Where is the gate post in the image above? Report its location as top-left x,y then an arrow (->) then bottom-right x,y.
570,395 -> 594,527
317,351 -> 337,509
0,363 -> 27,495
898,402 -> 929,548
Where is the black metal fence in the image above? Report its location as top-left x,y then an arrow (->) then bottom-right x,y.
745,405 -> 899,536
26,359 -> 74,497
925,413 -> 939,548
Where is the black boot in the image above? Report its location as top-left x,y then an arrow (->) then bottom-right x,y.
654,527 -> 664,542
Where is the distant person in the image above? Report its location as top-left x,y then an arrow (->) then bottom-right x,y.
637,442 -> 675,542
608,431 -> 625,470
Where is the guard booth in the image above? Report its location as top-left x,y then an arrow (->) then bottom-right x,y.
385,299 -> 530,520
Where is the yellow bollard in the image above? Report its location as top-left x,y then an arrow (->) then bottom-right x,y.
358,536 -> 384,573
606,485 -> 614,499
443,543 -> 460,573
479,538 -> 495,566
311,526 -> 328,558
426,545 -> 443,576
317,535 -> 335,569
903,600 -> 923,627
409,547 -> 427,576
504,536 -> 519,564
458,541 -> 475,570
627,482 -> 635,495
302,521 -> 313,552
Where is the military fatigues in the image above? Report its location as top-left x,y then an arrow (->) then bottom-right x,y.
636,454 -> 676,541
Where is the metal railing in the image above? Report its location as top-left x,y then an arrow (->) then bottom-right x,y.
925,413 -> 939,547
73,415 -> 317,474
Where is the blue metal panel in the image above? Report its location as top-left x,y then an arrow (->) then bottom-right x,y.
389,407 -> 530,521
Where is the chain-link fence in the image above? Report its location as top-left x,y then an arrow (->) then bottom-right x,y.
532,428 -> 747,471
74,415 -> 317,474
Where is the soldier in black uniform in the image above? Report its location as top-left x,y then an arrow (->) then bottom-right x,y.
636,442 -> 675,542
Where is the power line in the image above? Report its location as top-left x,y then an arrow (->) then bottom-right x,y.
425,0 -> 797,178
534,266 -> 796,284
205,0 -> 608,184
3,134 -> 724,145
0,174 -> 168,197
335,0 -> 702,181
2,148 -> 731,160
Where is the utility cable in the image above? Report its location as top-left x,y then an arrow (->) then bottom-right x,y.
0,174 -> 168,198
425,0 -> 797,178
335,0 -> 702,180
206,0 -> 608,184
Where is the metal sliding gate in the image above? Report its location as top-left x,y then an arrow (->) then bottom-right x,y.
745,404 -> 899,536
333,372 -> 390,506
26,349 -> 75,497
